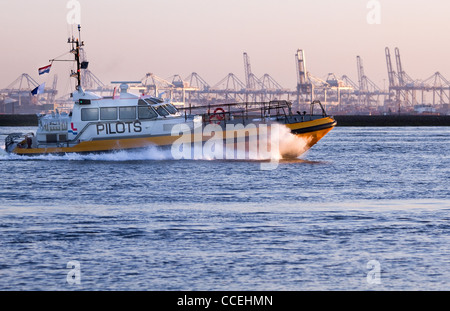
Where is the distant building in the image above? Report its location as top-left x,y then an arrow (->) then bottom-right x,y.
414,104 -> 437,115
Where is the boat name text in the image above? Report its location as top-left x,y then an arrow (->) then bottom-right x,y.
96,121 -> 142,135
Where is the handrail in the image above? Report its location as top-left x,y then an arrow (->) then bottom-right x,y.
310,100 -> 327,117
178,100 -> 292,113
179,100 -> 328,120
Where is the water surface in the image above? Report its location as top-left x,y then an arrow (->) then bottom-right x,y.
0,126 -> 449,290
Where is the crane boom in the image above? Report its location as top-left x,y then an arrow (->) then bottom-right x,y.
243,52 -> 254,89
394,47 -> 405,87
385,47 -> 397,88
357,56 -> 368,92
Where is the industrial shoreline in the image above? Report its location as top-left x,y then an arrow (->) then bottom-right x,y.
1,114 -> 449,127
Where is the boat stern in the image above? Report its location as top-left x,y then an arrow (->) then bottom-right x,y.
5,132 -> 37,154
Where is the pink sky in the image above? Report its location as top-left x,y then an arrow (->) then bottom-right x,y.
1,0 -> 449,95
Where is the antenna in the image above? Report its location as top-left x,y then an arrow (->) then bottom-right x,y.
78,24 -> 81,44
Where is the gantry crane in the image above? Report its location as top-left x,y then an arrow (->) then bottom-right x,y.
295,49 -> 312,104
357,56 -> 387,108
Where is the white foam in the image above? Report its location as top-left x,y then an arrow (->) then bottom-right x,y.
0,145 -> 174,162
277,124 -> 312,159
249,124 -> 311,160
0,148 -> 8,158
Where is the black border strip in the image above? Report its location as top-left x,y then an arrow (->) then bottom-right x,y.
290,121 -> 337,134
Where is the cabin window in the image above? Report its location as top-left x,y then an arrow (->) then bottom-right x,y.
46,134 -> 57,143
138,106 -> 158,120
101,107 -> 117,120
119,107 -> 136,120
164,104 -> 178,114
156,105 -> 169,117
81,108 -> 99,121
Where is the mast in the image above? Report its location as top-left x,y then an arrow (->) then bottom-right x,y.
47,25 -> 88,96
68,24 -> 85,90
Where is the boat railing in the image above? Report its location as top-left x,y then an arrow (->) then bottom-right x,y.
178,100 -> 328,124
38,112 -> 70,132
310,100 -> 327,117
5,133 -> 23,150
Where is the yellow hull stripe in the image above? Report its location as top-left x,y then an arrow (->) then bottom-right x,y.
285,117 -> 336,131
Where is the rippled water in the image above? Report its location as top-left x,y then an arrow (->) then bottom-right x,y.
0,126 -> 449,290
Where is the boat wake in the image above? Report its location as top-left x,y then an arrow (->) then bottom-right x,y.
0,145 -> 174,162
0,147 -> 8,158
277,124 -> 313,159
1,141 -> 311,163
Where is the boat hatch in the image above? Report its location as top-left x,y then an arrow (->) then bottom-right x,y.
145,97 -> 164,105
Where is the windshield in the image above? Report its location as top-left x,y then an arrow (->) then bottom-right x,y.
156,105 -> 169,117
164,104 -> 178,114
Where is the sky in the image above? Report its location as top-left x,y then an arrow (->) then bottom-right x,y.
1,0 -> 450,96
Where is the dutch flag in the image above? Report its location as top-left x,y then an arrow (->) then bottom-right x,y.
38,64 -> 52,75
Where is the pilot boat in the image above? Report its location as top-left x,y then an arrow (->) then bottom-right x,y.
4,28 -> 336,159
